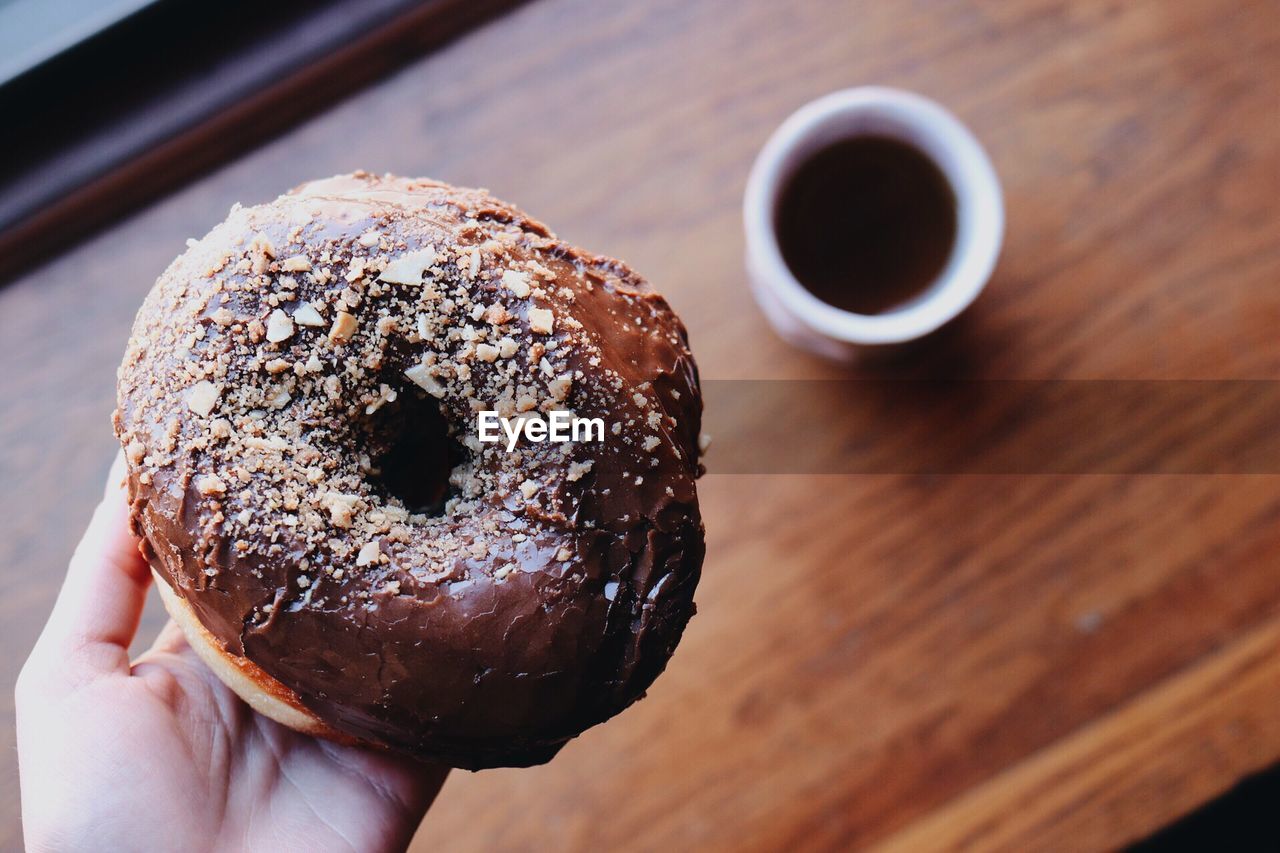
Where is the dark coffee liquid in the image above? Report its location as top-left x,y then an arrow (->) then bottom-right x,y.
776,136 -> 957,315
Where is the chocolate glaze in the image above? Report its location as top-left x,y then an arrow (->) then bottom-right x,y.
114,173 -> 704,769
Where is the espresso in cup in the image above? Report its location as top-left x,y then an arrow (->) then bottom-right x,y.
744,87 -> 1003,359
775,135 -> 957,316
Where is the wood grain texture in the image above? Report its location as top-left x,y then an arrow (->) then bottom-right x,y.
875,613 -> 1280,851
1,0 -> 1278,849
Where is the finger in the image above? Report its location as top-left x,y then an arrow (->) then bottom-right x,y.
148,618 -> 190,656
30,451 -> 151,675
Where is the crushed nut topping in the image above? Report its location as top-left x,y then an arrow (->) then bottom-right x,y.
380,248 -> 438,285
328,311 -> 358,343
293,303 -> 325,327
187,381 -> 220,416
113,172 -> 701,622
527,307 -> 554,334
266,309 -> 294,343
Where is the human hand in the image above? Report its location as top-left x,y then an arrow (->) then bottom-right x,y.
16,454 -> 448,852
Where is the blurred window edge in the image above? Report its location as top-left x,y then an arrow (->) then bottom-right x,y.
0,0 -> 161,86
0,0 -> 524,284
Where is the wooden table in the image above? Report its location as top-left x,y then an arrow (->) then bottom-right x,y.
2,0 -> 1279,848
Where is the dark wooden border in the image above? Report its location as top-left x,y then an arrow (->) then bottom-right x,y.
0,0 -> 526,284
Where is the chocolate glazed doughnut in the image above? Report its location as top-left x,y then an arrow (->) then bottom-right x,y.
113,173 -> 704,769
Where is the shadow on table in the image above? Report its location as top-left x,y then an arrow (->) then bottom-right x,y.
1130,764 -> 1280,851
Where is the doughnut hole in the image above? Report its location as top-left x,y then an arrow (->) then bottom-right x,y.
362,387 -> 468,516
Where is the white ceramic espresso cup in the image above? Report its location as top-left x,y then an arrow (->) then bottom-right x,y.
744,87 -> 1004,361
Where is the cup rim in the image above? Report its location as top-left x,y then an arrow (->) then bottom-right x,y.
744,86 -> 1004,346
